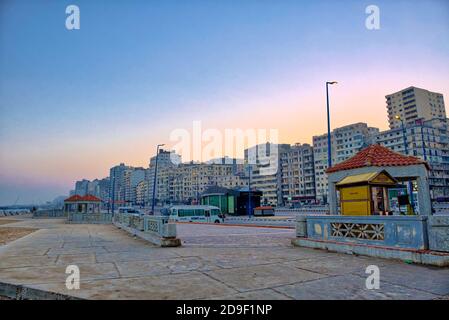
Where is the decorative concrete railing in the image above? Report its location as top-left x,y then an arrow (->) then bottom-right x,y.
32,209 -> 66,218
0,210 -> 30,217
298,215 -> 428,250
66,212 -> 112,224
113,213 -> 180,247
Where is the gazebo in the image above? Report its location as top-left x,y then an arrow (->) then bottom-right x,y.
326,144 -> 431,216
292,144 -> 449,266
64,194 -> 102,214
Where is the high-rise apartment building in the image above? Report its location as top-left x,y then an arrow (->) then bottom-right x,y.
147,149 -> 180,205
313,123 -> 379,203
244,143 -> 291,206
74,179 -> 89,196
168,162 -> 247,204
72,177 -> 109,208
124,168 -> 146,205
97,177 -> 110,206
375,117 -> 449,199
135,180 -> 148,207
386,86 -> 446,129
280,143 -> 315,206
109,163 -> 131,208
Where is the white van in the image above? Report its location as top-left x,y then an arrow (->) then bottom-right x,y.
168,205 -> 223,223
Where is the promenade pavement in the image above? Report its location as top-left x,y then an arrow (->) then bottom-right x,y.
0,216 -> 448,299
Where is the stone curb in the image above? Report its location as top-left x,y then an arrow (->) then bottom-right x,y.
292,237 -> 449,267
0,281 -> 82,300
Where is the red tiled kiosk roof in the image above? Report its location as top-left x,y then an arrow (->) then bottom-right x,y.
326,144 -> 430,173
64,195 -> 83,202
64,194 -> 102,202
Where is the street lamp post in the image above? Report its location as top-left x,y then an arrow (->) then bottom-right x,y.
247,164 -> 252,217
192,172 -> 199,204
196,175 -> 199,204
326,81 -> 338,169
395,115 -> 415,212
151,144 -> 165,214
110,168 -> 115,214
395,115 -> 408,155
419,121 -> 428,161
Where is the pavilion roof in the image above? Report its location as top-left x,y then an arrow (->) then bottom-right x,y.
326,144 -> 430,174
64,194 -> 102,202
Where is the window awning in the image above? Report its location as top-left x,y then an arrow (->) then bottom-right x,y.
336,170 -> 397,187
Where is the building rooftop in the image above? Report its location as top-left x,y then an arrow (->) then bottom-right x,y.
326,144 -> 430,173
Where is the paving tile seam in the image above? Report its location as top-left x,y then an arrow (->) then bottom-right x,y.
193,288 -> 292,300
368,276 -> 449,297
266,274 -> 343,299
182,244 -> 288,248
110,266 -> 214,278
278,263 -> 347,277
0,261 -> 59,270
198,271 -> 243,294
112,262 -> 123,277
211,260 -> 305,270
0,261 -> 120,273
270,287 -> 300,300
329,272 -> 444,298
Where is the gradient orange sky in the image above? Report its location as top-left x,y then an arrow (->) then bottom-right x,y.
1,0 -> 448,204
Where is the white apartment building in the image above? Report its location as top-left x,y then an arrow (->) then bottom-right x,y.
97,177 -> 110,206
386,86 -> 446,129
72,177 -> 110,208
146,149 -> 180,205
109,163 -> 131,207
74,179 -> 89,196
135,180 -> 148,207
280,143 -> 315,206
124,168 -> 145,205
375,117 -> 449,199
168,162 -> 246,204
245,143 -> 291,206
313,123 -> 379,203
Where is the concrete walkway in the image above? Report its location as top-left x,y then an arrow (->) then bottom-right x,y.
0,216 -> 448,300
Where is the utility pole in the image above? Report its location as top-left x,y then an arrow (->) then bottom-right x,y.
326,81 -> 338,169
110,168 -> 115,214
248,164 -> 252,217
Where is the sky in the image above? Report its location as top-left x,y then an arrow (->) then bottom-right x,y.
0,0 -> 448,205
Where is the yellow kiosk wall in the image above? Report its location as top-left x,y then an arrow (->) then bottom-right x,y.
340,185 -> 371,216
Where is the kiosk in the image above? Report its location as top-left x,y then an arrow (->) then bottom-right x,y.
336,170 -> 397,216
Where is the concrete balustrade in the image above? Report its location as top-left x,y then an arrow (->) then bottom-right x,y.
66,212 -> 112,224
32,209 -> 66,218
304,215 -> 429,249
113,213 -> 181,247
428,215 -> 449,252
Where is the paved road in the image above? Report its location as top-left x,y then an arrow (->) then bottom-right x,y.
0,216 -> 448,300
178,223 -> 294,247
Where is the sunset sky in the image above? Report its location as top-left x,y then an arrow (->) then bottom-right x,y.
1,0 -> 448,205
